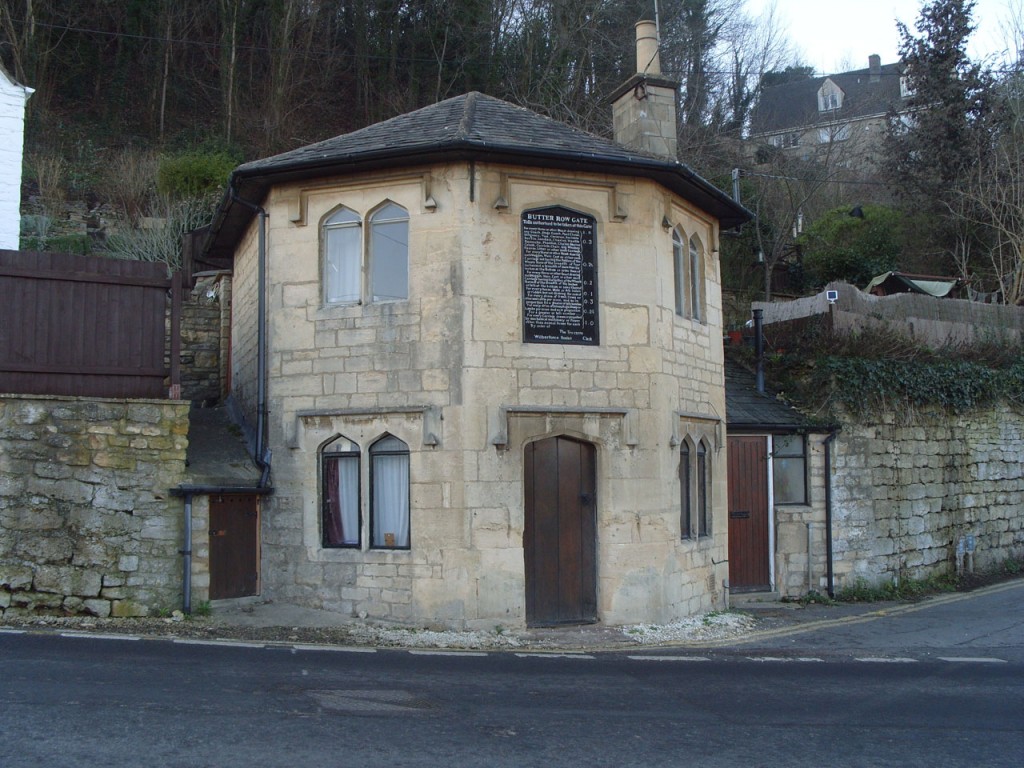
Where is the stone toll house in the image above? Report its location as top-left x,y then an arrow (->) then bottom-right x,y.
196,21 -> 751,629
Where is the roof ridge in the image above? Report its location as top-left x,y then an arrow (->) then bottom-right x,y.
459,91 -> 480,139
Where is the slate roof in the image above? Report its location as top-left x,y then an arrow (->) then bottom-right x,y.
749,62 -> 905,136
203,91 -> 751,261
724,360 -> 812,432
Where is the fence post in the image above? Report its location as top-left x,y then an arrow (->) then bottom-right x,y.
169,269 -> 182,400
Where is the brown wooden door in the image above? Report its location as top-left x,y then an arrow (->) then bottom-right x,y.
209,494 -> 260,600
524,436 -> 597,626
727,436 -> 771,591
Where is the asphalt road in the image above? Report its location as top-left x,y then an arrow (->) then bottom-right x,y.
2,627 -> 1021,768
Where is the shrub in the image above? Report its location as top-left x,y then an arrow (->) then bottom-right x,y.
157,151 -> 237,200
799,204 -> 903,289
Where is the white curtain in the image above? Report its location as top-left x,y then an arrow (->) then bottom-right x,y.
335,457 -> 360,545
373,452 -> 409,547
325,216 -> 361,303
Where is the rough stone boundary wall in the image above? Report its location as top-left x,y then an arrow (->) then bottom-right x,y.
0,395 -> 189,617
832,403 -> 1024,589
171,271 -> 230,404
755,283 -> 1024,347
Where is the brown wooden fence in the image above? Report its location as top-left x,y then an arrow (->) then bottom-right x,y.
0,250 -> 181,399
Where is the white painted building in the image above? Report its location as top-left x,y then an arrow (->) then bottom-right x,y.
0,64 -> 32,250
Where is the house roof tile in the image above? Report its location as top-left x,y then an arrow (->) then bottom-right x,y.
203,92 -> 751,260
749,62 -> 904,136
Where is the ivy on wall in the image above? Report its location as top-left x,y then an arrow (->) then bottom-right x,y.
810,357 -> 1024,414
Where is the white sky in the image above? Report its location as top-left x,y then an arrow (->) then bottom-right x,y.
742,0 -> 1020,74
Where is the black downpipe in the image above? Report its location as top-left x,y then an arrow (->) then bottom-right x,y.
753,308 -> 765,394
229,187 -> 271,487
823,430 -> 838,598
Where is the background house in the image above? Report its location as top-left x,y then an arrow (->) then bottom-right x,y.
749,55 -> 909,169
200,22 -> 752,629
0,64 -> 32,250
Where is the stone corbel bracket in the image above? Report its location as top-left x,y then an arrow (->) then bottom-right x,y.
289,405 -> 442,448
489,405 -> 638,449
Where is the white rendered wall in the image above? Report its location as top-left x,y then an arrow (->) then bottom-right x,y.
0,69 -> 33,250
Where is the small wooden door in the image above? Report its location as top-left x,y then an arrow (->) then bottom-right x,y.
727,436 -> 771,592
209,494 -> 260,600
524,436 -> 597,626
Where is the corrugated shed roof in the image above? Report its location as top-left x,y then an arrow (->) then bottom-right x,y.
203,92 -> 752,261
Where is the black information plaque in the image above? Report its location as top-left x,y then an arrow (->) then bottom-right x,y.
521,206 -> 599,345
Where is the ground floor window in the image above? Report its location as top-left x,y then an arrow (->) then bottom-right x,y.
772,434 -> 807,504
320,432 -> 410,549
370,435 -> 410,549
680,438 -> 711,539
322,436 -> 360,547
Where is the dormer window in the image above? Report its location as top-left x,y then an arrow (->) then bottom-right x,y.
817,79 -> 844,111
900,75 -> 914,98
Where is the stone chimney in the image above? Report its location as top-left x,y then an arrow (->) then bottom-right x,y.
869,54 -> 881,82
610,20 -> 679,159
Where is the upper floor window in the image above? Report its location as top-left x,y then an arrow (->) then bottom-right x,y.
369,203 -> 409,301
818,81 -> 843,112
322,435 -> 361,548
673,229 -> 686,317
324,207 -> 362,304
370,434 -> 410,549
323,202 -> 409,305
689,234 -> 705,324
900,75 -> 914,98
818,123 -> 851,143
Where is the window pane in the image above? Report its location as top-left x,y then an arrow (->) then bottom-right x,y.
324,215 -> 361,303
773,434 -> 803,457
773,457 -> 806,504
680,444 -> 691,538
323,453 -> 359,547
697,442 -> 709,536
689,236 -> 703,323
370,205 -> 408,301
673,230 -> 686,317
371,437 -> 409,548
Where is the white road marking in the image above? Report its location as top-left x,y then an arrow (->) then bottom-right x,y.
855,657 -> 917,663
290,644 -> 377,653
172,638 -> 265,648
627,655 -> 711,662
59,632 -> 140,641
514,653 -> 594,659
936,657 -> 1007,664
408,649 -> 489,657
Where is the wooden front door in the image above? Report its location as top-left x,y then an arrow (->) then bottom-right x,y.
209,494 -> 260,600
727,436 -> 771,592
523,436 -> 597,626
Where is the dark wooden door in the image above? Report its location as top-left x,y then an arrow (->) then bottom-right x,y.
727,436 -> 771,591
209,494 -> 260,600
524,436 -> 597,626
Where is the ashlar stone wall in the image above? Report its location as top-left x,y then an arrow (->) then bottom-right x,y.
230,161 -> 730,629
0,395 -> 189,617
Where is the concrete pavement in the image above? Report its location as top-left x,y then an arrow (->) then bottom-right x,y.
204,576 -> 1024,656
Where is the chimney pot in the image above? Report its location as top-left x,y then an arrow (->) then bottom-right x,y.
869,54 -> 881,81
635,20 -> 661,75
